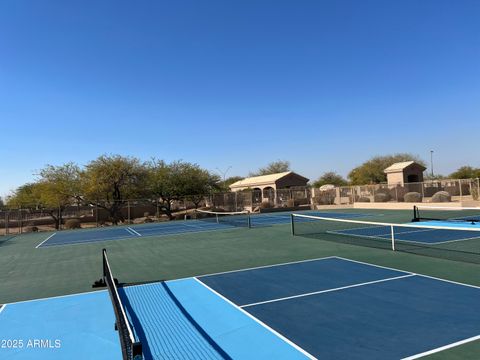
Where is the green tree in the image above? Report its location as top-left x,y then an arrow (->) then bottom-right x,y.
348,153 -> 425,185
147,160 -> 220,218
249,160 -> 290,176
313,172 -> 348,188
6,183 -> 42,209
449,166 -> 480,179
82,155 -> 147,224
36,163 -> 82,229
7,163 -> 83,229
218,176 -> 244,191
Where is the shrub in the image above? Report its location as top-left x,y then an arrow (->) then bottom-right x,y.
472,186 -> 479,201
404,192 -> 423,203
374,193 -> 390,202
431,191 -> 451,203
24,225 -> 39,233
65,219 -> 81,229
260,201 -> 272,209
314,190 -> 336,205
374,190 -> 391,202
357,197 -> 370,202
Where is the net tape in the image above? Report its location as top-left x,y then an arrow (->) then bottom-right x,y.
291,213 -> 480,263
194,209 -> 251,228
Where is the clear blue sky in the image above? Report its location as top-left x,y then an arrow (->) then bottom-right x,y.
1,0 -> 479,197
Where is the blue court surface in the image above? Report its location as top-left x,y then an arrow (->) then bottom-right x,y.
329,220 -> 480,245
35,211 -> 375,248
2,257 -> 480,359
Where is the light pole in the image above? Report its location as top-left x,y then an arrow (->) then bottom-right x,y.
430,150 -> 434,177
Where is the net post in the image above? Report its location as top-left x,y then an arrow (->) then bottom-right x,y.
291,214 -> 295,235
102,248 -> 107,280
247,214 -> 251,229
390,225 -> 395,251
215,213 -> 219,224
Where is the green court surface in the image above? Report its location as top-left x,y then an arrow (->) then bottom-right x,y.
1,208 -> 480,359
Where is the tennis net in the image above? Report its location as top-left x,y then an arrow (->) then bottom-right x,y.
102,249 -> 142,360
194,209 -> 251,228
291,213 -> 480,264
413,205 -> 480,224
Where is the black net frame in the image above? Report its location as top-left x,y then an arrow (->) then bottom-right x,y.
102,249 -> 142,360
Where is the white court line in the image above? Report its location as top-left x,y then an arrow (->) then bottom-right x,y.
0,304 -> 6,315
127,227 -> 142,237
193,277 -> 317,360
5,288 -> 107,306
37,225 -> 242,248
35,233 -> 57,248
241,274 -> 416,308
402,334 -> 480,359
188,256 -> 337,280
334,256 -> 480,290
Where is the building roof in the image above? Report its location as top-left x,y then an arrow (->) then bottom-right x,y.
229,171 -> 308,188
384,161 -> 426,173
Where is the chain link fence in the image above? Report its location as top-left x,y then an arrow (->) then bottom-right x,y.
1,178 -> 478,235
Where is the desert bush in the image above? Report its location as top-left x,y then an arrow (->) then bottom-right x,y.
357,197 -> 370,202
173,213 -> 185,221
472,183 -> 479,200
374,193 -> 390,202
374,189 -> 391,202
260,201 -> 272,209
431,191 -> 451,203
24,225 -> 39,233
65,219 -> 81,229
404,192 -> 423,203
314,190 -> 336,205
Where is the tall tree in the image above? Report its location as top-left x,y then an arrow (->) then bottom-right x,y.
449,166 -> 480,179
35,163 -> 82,229
313,172 -> 348,188
249,160 -> 290,176
7,163 -> 83,231
82,155 -> 147,224
147,160 -> 220,217
218,176 -> 244,192
348,153 -> 425,185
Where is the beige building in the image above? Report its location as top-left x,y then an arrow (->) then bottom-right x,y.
384,161 -> 426,186
229,171 -> 309,192
229,171 -> 309,204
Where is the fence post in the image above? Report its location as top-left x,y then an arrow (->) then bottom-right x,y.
478,178 -> 480,201
19,209 -> 22,234
95,202 -> 99,227
127,201 -> 131,223
459,179 -> 463,201
5,211 -> 8,235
